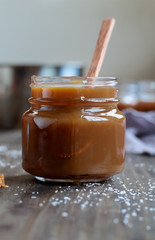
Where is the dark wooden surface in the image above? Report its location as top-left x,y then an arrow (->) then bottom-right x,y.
0,130 -> 154,240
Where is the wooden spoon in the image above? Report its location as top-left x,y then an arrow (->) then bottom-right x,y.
87,18 -> 115,77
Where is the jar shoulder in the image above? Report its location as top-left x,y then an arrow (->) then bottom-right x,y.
22,107 -> 125,121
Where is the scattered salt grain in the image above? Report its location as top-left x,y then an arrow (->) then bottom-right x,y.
113,218 -> 119,224
31,196 -> 37,199
146,226 -> 151,231
61,212 -> 68,217
139,216 -> 143,221
131,211 -> 137,217
1,145 -> 154,231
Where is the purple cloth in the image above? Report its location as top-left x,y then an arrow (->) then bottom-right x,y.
123,109 -> 155,155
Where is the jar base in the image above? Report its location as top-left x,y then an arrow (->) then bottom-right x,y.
34,176 -> 110,184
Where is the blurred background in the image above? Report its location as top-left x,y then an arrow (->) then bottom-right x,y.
0,0 -> 155,129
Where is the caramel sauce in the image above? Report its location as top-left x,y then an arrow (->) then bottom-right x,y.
22,86 -> 125,181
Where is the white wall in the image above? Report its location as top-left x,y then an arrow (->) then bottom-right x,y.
0,0 -> 155,81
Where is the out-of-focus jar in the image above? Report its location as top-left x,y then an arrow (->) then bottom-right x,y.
137,81 -> 155,111
118,82 -> 138,110
22,76 -> 126,183
118,81 -> 155,111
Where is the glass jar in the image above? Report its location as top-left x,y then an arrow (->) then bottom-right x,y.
22,76 -> 126,183
118,82 -> 139,110
137,80 -> 155,111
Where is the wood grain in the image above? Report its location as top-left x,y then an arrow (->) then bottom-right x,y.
87,18 -> 115,77
0,130 -> 154,240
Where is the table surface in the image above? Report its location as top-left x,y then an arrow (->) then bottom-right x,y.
0,130 -> 154,240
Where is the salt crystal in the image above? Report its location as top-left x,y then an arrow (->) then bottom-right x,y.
139,216 -> 143,221
62,212 -> 68,217
132,211 -> 137,217
64,197 -> 71,201
146,226 -> 151,231
113,218 -> 119,224
31,196 -> 37,199
121,209 -> 127,214
120,191 -> 126,195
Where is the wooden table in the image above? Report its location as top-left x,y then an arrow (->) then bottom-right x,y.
0,130 -> 154,240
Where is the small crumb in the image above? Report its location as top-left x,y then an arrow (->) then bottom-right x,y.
0,174 -> 7,188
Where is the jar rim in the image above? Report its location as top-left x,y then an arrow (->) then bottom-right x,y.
31,76 -> 117,88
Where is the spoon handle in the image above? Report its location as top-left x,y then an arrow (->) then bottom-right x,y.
87,18 -> 115,77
